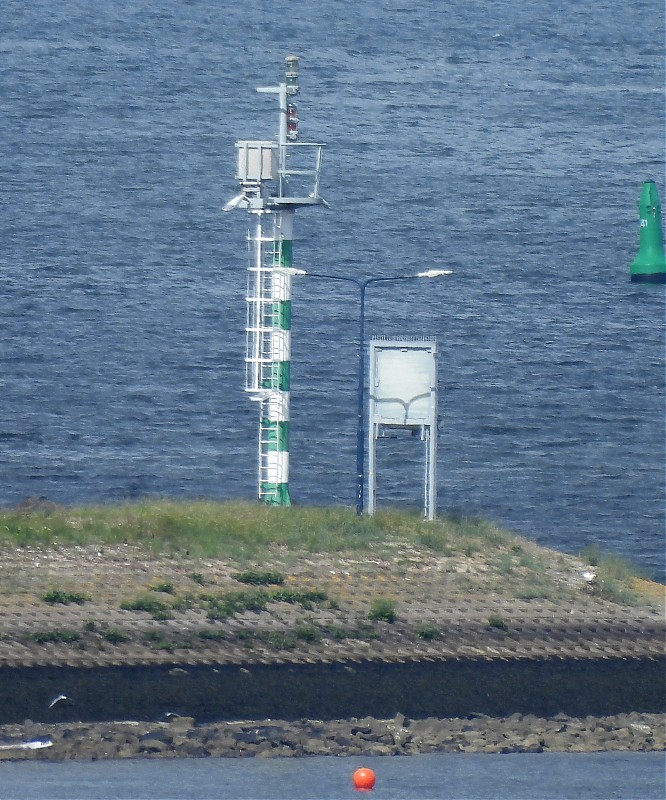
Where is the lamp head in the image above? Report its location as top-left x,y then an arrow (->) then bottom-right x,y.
222,193 -> 249,212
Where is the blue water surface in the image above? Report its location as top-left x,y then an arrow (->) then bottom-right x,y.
1,752 -> 665,800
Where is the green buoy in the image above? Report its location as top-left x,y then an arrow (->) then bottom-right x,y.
630,180 -> 666,283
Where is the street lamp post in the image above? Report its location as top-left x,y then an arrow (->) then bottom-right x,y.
288,268 -> 452,516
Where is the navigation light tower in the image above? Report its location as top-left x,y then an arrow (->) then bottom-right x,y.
224,56 -> 327,506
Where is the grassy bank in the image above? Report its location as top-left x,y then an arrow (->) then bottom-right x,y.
0,499 -> 650,606
0,499 -> 513,558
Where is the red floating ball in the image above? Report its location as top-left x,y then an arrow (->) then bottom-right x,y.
353,767 -> 376,791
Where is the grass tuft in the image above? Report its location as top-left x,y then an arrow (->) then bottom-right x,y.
42,589 -> 89,605
487,613 -> 509,631
102,627 -> 131,644
368,597 -> 397,623
233,570 -> 285,586
417,624 -> 440,640
32,629 -> 81,644
148,581 -> 176,594
120,594 -> 172,619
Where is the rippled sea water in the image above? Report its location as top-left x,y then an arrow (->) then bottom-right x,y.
1,0 -> 664,580
3,752 -> 666,800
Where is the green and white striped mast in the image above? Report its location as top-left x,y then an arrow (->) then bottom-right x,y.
225,56 -> 326,506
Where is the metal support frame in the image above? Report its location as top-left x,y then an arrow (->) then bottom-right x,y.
367,337 -> 438,520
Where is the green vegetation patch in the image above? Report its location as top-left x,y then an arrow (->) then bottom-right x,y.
197,628 -> 228,641
236,626 -> 322,650
487,613 -> 509,632
204,589 -> 270,621
368,597 -> 397,623
294,625 -> 321,643
260,631 -> 297,650
233,570 -> 285,586
268,588 -> 328,608
32,629 -> 81,644
201,586 -> 329,621
417,624 -> 440,640
0,501 -> 467,559
102,627 -> 131,644
42,589 -> 89,605
581,546 -> 644,605
120,594 -> 173,619
591,576 -> 639,605
416,530 -> 452,554
148,581 -> 176,594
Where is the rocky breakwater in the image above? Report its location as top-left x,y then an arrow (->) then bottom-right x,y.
0,712 -> 663,761
0,540 -> 664,744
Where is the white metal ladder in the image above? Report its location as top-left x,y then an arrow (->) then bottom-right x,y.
245,212 -> 278,398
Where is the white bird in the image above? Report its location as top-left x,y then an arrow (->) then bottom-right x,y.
48,694 -> 68,709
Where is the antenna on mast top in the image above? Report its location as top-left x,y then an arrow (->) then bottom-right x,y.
284,55 -> 299,95
284,55 -> 299,142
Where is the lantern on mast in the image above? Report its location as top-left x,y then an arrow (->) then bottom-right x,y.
224,56 -> 327,506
